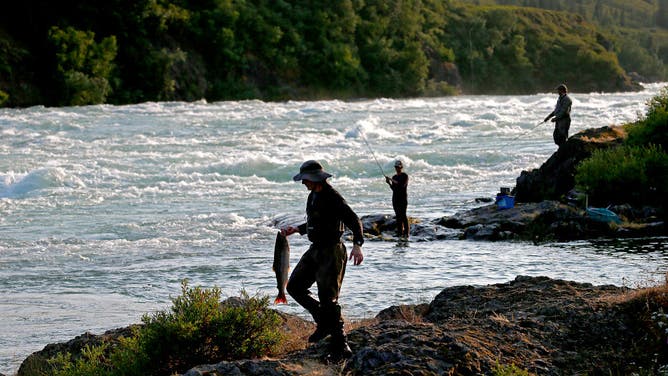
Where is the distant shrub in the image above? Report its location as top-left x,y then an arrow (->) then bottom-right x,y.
626,88 -> 668,150
63,71 -> 111,106
575,144 -> 668,209
47,26 -> 117,106
47,281 -> 284,376
0,90 -> 8,106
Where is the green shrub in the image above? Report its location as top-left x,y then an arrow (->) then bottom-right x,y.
48,26 -> 117,106
575,144 -> 668,209
135,282 -> 283,375
63,71 -> 111,106
492,362 -> 532,376
48,345 -> 110,376
627,88 -> 668,150
47,281 -> 284,376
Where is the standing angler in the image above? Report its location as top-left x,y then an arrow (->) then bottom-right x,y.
385,159 -> 409,238
543,84 -> 573,147
281,160 -> 364,360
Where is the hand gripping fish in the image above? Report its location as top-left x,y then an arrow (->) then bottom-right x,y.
273,231 -> 290,304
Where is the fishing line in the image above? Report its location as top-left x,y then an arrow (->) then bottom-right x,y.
356,126 -> 387,177
503,121 -> 545,147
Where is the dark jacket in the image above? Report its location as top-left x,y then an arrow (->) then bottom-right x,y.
297,183 -> 364,246
548,93 -> 572,121
390,172 -> 408,205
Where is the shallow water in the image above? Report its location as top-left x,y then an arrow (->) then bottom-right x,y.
1,85 -> 667,374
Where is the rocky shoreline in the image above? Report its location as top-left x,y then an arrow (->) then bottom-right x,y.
362,124 -> 665,242
16,276 -> 668,375
362,199 -> 665,242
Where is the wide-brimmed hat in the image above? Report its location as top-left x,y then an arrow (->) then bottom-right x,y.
292,160 -> 332,182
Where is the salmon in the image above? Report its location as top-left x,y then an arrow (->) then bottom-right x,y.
273,231 -> 290,304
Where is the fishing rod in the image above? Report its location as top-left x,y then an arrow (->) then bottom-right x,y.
356,126 -> 387,177
504,121 -> 545,146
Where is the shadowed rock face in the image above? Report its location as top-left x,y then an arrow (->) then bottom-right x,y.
513,126 -> 627,203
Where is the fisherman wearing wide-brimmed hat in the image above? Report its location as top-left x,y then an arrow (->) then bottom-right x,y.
282,159 -> 364,360
543,83 -> 573,147
291,159 -> 333,182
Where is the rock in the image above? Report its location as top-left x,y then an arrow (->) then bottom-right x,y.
17,325 -> 140,376
513,126 -> 627,203
182,360 -> 291,376
435,200 -> 665,241
360,214 -> 395,236
344,321 -> 469,375
375,304 -> 429,321
436,201 -> 576,240
360,214 -> 460,241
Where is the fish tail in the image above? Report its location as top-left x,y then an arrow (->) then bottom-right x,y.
274,292 -> 288,304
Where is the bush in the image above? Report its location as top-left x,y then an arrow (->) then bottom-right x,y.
48,26 -> 117,106
47,281 -> 284,376
48,344 -> 111,376
63,71 -> 111,106
627,88 -> 668,150
492,363 -> 532,376
575,144 -> 668,209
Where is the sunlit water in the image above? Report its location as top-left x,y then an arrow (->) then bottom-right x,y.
1,85 -> 667,374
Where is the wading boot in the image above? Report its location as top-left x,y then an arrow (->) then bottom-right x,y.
327,308 -> 352,361
327,334 -> 353,361
308,324 -> 331,343
308,309 -> 331,343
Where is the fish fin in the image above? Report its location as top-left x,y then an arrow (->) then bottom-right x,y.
274,292 -> 288,304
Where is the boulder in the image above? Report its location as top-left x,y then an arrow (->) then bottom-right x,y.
360,214 -> 460,241
513,126 -> 627,203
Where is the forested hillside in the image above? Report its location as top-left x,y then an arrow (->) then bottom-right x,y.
0,0 -> 663,107
477,0 -> 668,81
477,0 -> 660,28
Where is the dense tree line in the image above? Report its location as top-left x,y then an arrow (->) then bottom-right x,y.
481,0 -> 668,82
0,0 -> 663,107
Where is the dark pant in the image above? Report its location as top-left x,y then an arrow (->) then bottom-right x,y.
553,117 -> 571,146
286,242 -> 347,339
393,199 -> 409,237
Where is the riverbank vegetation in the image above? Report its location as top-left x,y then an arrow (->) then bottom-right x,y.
32,281 -> 285,376
1,0 -> 665,107
575,88 -> 668,213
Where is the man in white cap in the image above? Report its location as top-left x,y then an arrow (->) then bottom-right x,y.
282,160 -> 364,360
385,159 -> 409,238
544,84 -> 573,147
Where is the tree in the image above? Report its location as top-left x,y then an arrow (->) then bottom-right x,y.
658,0 -> 668,28
48,26 -> 117,106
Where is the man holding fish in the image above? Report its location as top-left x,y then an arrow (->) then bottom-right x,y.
278,160 -> 364,360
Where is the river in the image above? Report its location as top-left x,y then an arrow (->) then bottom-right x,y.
1,84 -> 666,374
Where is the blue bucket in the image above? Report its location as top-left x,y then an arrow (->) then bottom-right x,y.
496,195 -> 515,210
